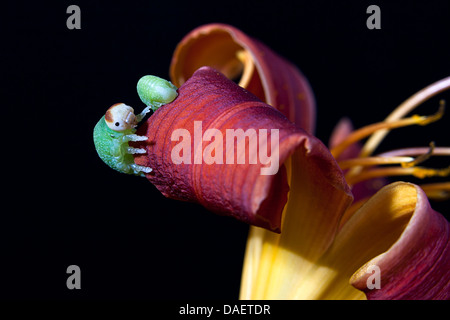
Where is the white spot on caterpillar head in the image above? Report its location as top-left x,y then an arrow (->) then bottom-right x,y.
105,103 -> 137,131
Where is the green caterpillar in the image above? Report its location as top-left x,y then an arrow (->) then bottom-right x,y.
93,76 -> 178,175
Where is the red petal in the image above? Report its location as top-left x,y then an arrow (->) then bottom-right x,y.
170,23 -> 316,133
350,184 -> 450,299
133,67 -> 349,233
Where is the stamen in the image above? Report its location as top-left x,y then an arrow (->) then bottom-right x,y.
221,51 -> 245,82
360,76 -> 450,158
420,182 -> 450,200
412,166 -> 450,179
330,105 -> 444,159
338,156 -> 414,170
417,100 -> 445,125
401,142 -> 435,168
346,165 -> 450,186
377,146 -> 450,158
237,50 -> 255,89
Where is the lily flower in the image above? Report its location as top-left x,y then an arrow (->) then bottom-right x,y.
134,24 -> 449,299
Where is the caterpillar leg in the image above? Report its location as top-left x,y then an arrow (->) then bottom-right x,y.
131,163 -> 153,175
150,102 -> 165,112
127,147 -> 146,154
124,134 -> 148,142
125,134 -> 147,154
136,105 -> 152,122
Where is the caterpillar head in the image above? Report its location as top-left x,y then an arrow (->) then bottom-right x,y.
104,103 -> 137,131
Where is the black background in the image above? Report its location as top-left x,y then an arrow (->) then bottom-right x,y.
1,0 -> 449,300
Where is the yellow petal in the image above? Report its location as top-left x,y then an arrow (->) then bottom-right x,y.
240,143 -> 353,299
306,182 -> 417,299
241,181 -> 423,299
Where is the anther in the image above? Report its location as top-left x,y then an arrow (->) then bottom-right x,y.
401,142 -> 435,168
417,100 -> 445,126
411,165 -> 450,179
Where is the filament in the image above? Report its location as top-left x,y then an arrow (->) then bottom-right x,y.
338,156 -> 414,170
237,50 -> 255,89
377,146 -> 450,158
346,165 -> 450,186
333,77 -> 450,203
330,104 -> 444,159
401,142 -> 435,168
360,77 -> 450,158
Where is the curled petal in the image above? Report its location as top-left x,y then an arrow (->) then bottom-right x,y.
241,180 -> 449,299
170,23 -> 316,133
133,67 -> 350,233
300,182 -> 449,299
349,183 -> 450,300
